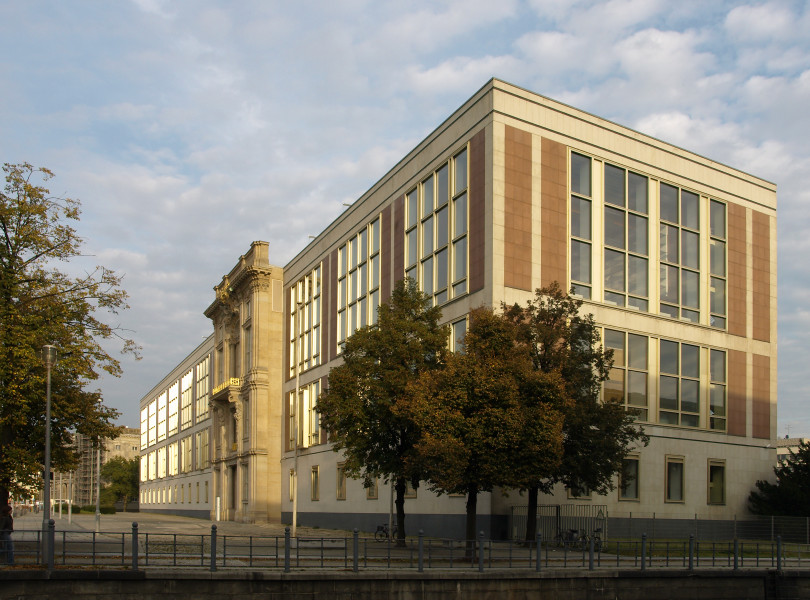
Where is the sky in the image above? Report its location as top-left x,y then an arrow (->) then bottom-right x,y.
1,0 -> 808,436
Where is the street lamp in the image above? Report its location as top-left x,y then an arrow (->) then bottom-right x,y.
40,345 -> 58,541
292,300 -> 303,538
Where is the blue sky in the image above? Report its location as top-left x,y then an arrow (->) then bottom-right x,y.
1,0 -> 808,435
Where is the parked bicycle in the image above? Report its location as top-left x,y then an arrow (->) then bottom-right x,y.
374,522 -> 398,542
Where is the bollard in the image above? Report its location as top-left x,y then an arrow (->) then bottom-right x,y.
589,535 -> 594,571
418,530 -> 424,572
641,533 -> 647,571
131,522 -> 139,571
478,531 -> 485,573
733,538 -> 739,570
688,534 -> 694,570
535,532 -> 542,573
210,525 -> 217,572
777,535 -> 782,571
284,527 -> 291,573
47,519 -> 55,571
353,529 -> 359,572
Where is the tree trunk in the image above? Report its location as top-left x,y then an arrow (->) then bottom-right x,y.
525,486 -> 538,542
465,484 -> 478,559
394,476 -> 407,547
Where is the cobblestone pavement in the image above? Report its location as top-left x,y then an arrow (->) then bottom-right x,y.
12,509 -> 351,539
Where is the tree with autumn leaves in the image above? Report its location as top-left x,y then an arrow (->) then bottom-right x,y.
0,163 -> 138,511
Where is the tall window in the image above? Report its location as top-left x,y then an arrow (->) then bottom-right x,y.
290,264 -> 322,374
140,408 -> 148,450
659,339 -> 700,427
196,429 -> 210,470
310,466 -> 320,501
710,349 -> 727,431
405,148 -> 468,304
709,200 -> 727,329
659,183 -> 700,322
168,384 -> 178,437
603,163 -> 649,309
603,330 -> 648,420
666,457 -> 685,502
180,436 -> 192,473
336,463 -> 347,500
570,152 -> 592,298
140,455 -> 148,482
168,441 -> 178,476
157,446 -> 166,479
156,391 -> 167,442
196,356 -> 210,422
619,457 -> 640,501
337,217 -> 381,351
708,460 -> 726,505
147,400 -> 157,447
180,372 -> 193,430
366,478 -> 378,500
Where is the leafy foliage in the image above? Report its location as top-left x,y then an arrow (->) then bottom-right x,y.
316,278 -> 447,541
0,163 -> 139,507
400,307 -> 566,543
100,456 -> 139,510
749,442 -> 810,516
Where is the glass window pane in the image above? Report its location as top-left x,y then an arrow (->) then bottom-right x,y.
571,196 -> 591,240
571,240 -> 592,284
371,219 -> 380,254
339,245 -> 347,277
359,229 -> 367,262
422,216 -> 433,257
628,255 -> 648,297
660,376 -> 678,409
628,371 -> 647,407
681,191 -> 699,230
628,334 -> 647,370
709,464 -> 725,504
370,254 -> 379,290
604,249 -> 625,292
710,384 -> 726,417
604,368 -> 624,403
681,379 -> 699,414
711,200 -> 726,239
338,277 -> 346,309
422,257 -> 433,296
436,206 -> 448,248
422,175 -> 434,217
454,193 -> 467,237
667,462 -> 684,502
407,190 -> 418,229
436,164 -> 449,207
359,262 -> 367,297
604,329 -> 625,366
711,277 -> 726,315
370,290 -> 379,325
436,248 -> 448,291
454,148 -> 467,195
660,183 -> 679,223
681,344 -> 699,378
711,350 -> 726,383
453,320 -> 466,353
605,291 -> 625,306
348,270 -> 357,303
604,206 -> 625,249
628,172 -> 648,214
681,269 -> 699,308
621,459 -> 639,499
628,297 -> 648,311
571,153 -> 591,197
628,214 -> 648,255
681,230 -> 699,269
454,236 -> 467,281
604,164 -> 625,207
660,264 -> 679,303
660,340 -> 679,374
660,411 -> 679,425
406,229 -> 417,267
710,239 -> 725,276
660,224 -> 679,263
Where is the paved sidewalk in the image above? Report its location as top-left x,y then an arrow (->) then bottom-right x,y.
13,510 -> 351,538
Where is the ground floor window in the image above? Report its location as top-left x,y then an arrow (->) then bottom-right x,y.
708,460 -> 726,505
666,457 -> 685,503
311,466 -> 320,501
619,457 -> 640,501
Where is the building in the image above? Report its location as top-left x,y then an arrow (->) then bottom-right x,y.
776,437 -> 808,467
140,79 -> 777,535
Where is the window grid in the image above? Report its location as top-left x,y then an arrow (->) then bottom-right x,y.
710,349 -> 727,431
659,183 -> 700,322
659,340 -> 700,427
405,148 -> 468,304
336,463 -> 347,501
337,217 -> 381,352
603,329 -> 648,421
289,264 -> 322,376
311,466 -> 320,501
708,460 -> 726,505
603,163 -> 649,310
569,152 -> 593,298
180,371 -> 193,430
709,200 -> 727,329
619,457 -> 640,501
665,456 -> 685,503
195,356 -> 210,422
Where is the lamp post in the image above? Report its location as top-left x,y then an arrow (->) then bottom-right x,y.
292,300 -> 303,538
40,345 -> 57,552
95,444 -> 101,532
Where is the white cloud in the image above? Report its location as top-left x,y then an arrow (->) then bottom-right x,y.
725,2 -> 796,41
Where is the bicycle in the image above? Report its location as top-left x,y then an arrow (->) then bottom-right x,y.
580,528 -> 603,552
554,528 -> 581,549
374,522 -> 398,542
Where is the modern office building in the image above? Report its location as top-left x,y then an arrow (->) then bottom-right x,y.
139,79 -> 777,535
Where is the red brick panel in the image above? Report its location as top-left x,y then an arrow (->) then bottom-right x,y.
540,137 -> 568,288
752,210 -> 771,342
469,128 -> 486,293
752,353 -> 771,440
504,125 -> 533,291
727,349 -> 747,437
727,202 -> 747,338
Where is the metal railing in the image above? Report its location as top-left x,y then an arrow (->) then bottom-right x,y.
3,520 -> 808,572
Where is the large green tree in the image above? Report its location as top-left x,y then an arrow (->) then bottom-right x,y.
400,307 -> 566,548
749,442 -> 810,516
504,282 -> 648,540
316,278 -> 447,543
0,163 -> 138,510
100,456 -> 139,511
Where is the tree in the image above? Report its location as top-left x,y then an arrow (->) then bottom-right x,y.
749,442 -> 810,516
316,278 -> 447,543
100,456 -> 139,511
504,282 -> 648,540
0,163 -> 138,511
399,307 -> 566,549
